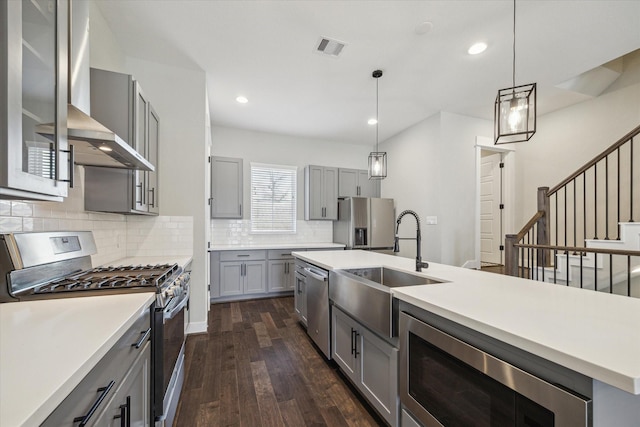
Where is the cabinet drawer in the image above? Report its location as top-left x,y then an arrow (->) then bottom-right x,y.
42,308 -> 152,427
220,250 -> 266,261
267,249 -> 295,259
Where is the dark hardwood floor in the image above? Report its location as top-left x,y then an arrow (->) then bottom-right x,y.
173,297 -> 385,427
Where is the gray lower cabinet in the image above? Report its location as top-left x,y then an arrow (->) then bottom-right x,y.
332,306 -> 398,427
91,342 -> 151,427
220,260 -> 266,296
42,308 -> 152,427
268,249 -> 295,292
294,263 -> 307,326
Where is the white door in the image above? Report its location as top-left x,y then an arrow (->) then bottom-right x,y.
480,152 -> 503,265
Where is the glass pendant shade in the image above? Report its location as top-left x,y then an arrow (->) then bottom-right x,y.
368,152 -> 387,179
494,83 -> 536,144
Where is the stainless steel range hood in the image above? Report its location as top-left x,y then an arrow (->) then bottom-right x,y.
37,105 -> 154,171
39,0 -> 153,172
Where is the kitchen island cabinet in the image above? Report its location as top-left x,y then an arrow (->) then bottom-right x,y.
332,306 -> 398,426
0,293 -> 156,427
293,249 -> 640,427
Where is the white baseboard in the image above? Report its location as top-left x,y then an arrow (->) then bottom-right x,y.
185,321 -> 207,335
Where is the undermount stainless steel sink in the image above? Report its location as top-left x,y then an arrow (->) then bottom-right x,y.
340,267 -> 444,288
329,266 -> 446,339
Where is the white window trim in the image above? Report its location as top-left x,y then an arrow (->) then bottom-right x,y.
250,162 -> 298,234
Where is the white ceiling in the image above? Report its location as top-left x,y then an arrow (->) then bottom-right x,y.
94,0 -> 640,145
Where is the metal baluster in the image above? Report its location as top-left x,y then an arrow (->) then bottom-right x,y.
583,172 -> 587,246
573,179 -> 577,248
594,252 -> 598,292
519,247 -> 524,278
541,246 -> 545,283
617,147 -> 621,239
594,163 -> 598,239
609,254 -> 613,293
627,256 -> 631,297
566,247 -> 569,286
553,249 -> 557,284
564,187 -> 568,247
605,156 -> 609,240
579,251 -> 583,289
630,137 -> 634,222
555,193 -> 559,246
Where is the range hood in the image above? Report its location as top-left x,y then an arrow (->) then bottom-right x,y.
38,0 -> 153,172
37,105 -> 154,171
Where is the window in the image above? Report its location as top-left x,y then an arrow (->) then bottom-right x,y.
250,163 -> 297,233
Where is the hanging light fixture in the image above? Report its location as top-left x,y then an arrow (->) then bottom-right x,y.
368,69 -> 387,179
494,0 -> 536,144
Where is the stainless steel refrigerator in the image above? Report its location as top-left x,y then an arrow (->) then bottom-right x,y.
333,197 -> 395,250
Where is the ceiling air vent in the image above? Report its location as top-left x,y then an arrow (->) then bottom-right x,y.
315,36 -> 346,57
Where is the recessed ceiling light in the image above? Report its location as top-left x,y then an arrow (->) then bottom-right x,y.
368,118 -> 377,125
468,42 -> 488,55
236,96 -> 248,104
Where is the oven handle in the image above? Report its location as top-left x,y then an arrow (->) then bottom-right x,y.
164,292 -> 189,322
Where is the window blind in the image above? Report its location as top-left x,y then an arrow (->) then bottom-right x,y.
250,163 -> 297,233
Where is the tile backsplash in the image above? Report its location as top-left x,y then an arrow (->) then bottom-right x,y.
211,219 -> 333,246
0,168 -> 193,266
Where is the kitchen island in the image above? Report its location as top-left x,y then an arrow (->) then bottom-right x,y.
293,249 -> 640,426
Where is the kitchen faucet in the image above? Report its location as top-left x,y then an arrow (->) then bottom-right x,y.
393,210 -> 429,272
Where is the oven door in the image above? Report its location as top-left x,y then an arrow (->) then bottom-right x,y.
153,289 -> 189,424
399,312 -> 591,427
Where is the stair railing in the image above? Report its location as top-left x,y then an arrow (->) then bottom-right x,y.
505,124 -> 640,297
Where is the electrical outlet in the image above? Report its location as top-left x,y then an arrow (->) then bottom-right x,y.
426,216 -> 438,225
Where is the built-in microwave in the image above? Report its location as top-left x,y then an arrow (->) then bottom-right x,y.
399,311 -> 592,427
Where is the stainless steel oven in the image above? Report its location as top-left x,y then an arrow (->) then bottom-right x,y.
153,265 -> 190,427
0,231 -> 191,427
399,311 -> 591,427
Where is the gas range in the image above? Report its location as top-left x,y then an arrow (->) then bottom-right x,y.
0,231 -> 189,309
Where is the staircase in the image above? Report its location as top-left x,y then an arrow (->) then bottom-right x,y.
506,124 -> 640,298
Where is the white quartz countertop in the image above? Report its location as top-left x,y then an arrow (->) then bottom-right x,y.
0,293 -> 156,427
209,242 -> 344,251
293,250 -> 640,395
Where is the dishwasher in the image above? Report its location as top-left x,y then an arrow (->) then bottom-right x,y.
303,263 -> 331,359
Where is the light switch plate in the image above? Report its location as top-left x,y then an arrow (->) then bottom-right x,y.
426,216 -> 437,225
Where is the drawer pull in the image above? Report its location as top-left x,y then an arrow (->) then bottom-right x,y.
237,254 -> 250,257
73,380 -> 115,426
132,328 -> 151,349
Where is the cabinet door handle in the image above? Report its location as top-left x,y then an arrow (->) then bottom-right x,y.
239,204 -> 243,217
357,185 -> 360,196
132,327 -> 151,349
73,380 -> 115,426
241,263 -> 245,276
114,403 -> 126,427
351,328 -> 356,355
354,331 -> 360,359
149,187 -> 156,207
58,144 -> 75,188
136,183 -> 143,204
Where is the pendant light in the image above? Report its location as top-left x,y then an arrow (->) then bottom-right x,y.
368,69 -> 387,179
494,0 -> 536,144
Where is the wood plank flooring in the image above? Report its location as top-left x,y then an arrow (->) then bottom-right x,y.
173,297 -> 385,427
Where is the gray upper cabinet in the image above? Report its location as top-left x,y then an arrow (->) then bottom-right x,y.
338,168 -> 380,198
84,69 -> 159,215
305,165 -> 338,220
0,0 -> 71,201
211,156 -> 243,218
